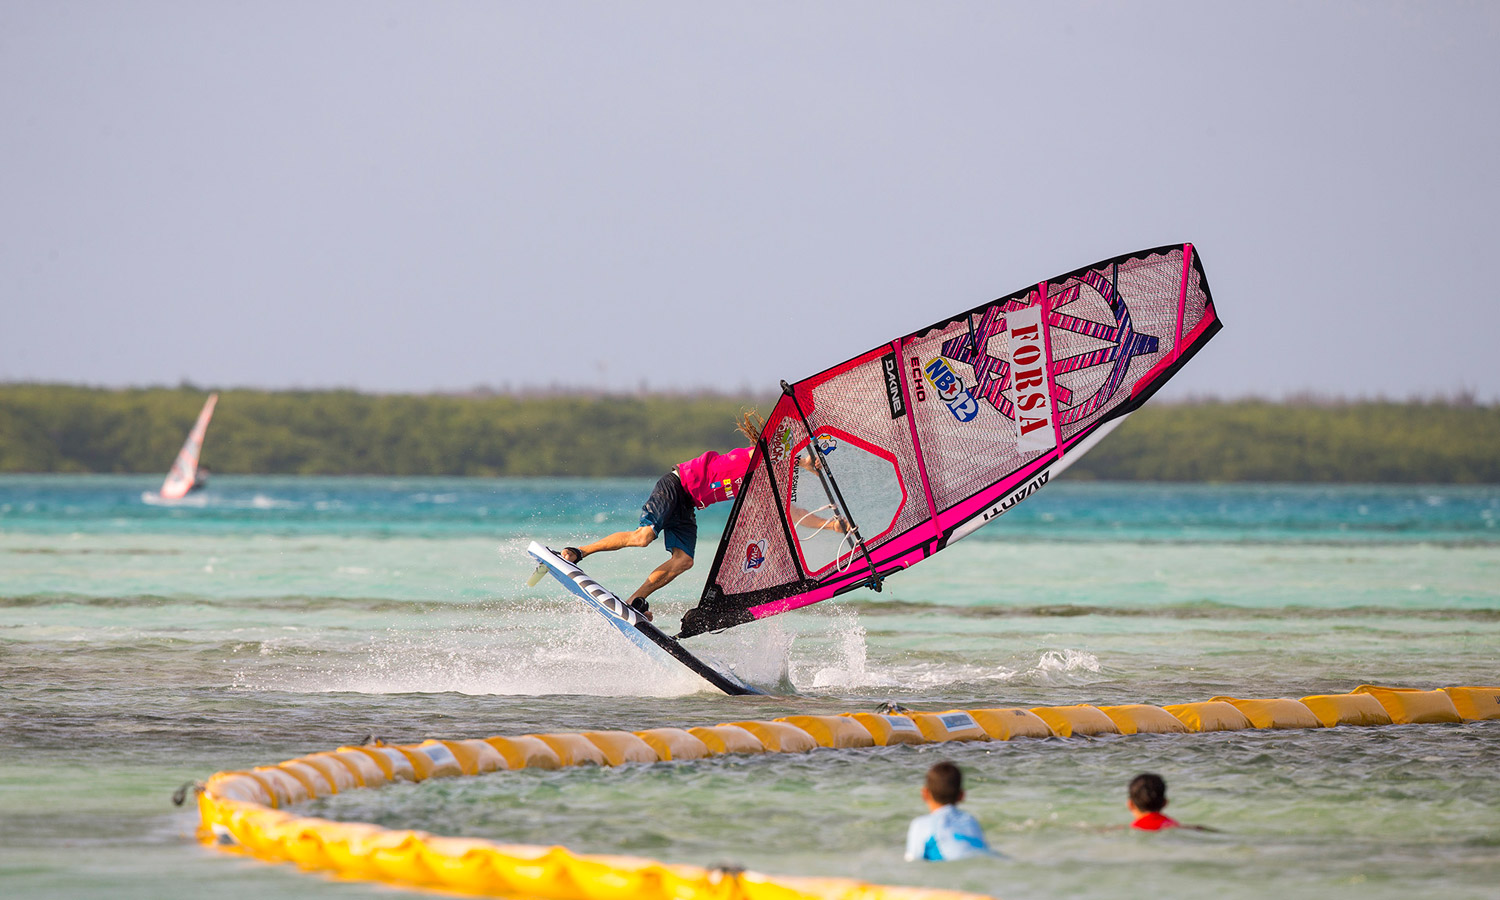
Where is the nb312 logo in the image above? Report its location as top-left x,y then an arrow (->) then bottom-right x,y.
922,358 -> 979,422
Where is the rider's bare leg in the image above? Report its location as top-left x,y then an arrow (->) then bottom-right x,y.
626,548 -> 694,620
562,525 -> 656,562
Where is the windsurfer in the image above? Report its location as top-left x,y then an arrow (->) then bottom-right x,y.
560,412 -> 842,622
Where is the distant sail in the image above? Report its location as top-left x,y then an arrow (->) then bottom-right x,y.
160,394 -> 218,500
680,244 -> 1220,638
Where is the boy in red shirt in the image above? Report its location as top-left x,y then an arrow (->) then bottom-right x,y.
1128,773 -> 1180,831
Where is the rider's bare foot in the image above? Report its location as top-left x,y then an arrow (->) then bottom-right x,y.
560,547 -> 582,563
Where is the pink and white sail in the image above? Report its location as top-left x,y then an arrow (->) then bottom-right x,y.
160,394 -> 218,500
679,244 -> 1220,638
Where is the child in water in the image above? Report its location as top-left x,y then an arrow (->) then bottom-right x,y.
904,761 -> 996,861
1128,772 -> 1179,830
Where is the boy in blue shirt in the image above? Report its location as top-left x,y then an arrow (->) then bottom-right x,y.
904,761 -> 995,861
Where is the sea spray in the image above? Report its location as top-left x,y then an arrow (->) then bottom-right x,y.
233,598 -> 707,698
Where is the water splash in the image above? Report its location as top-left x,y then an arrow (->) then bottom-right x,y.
233,598 -> 712,698
1025,648 -> 1103,682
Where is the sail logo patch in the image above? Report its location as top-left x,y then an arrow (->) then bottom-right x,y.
769,424 -> 794,465
939,271 -> 1160,430
922,357 -> 979,423
881,353 -> 906,419
980,470 -> 1050,524
1003,304 -> 1057,453
815,432 -> 838,455
743,539 -> 768,573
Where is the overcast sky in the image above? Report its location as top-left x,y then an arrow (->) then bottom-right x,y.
3,2 -> 1497,400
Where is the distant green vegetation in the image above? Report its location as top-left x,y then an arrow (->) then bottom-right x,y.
1,384 -> 1497,482
0,384 -> 764,477
1065,400 -> 1500,483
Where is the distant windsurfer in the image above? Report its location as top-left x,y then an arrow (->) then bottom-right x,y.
560,412 -> 842,622
189,465 -> 211,493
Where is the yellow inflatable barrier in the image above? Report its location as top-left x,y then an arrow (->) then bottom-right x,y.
419,739 -> 506,776
1211,697 -> 1323,730
532,732 -> 610,766
1098,704 -> 1187,735
390,744 -> 438,780
843,712 -> 927,746
776,715 -> 877,749
1443,686 -> 1500,721
910,710 -> 988,742
1353,685 -> 1463,724
484,734 -> 562,769
248,765 -> 314,807
966,707 -> 1054,740
204,772 -> 273,806
305,820 -> 389,876
687,724 -> 765,755
582,730 -> 660,765
291,754 -> 360,792
342,744 -> 419,781
196,788 -> 985,900
363,828 -> 435,883
276,760 -> 336,798
728,720 -> 818,753
197,685 -> 1499,900
401,741 -> 465,778
1297,693 -> 1392,728
634,727 -> 712,761
1029,704 -> 1120,737
325,749 -> 389,786
1164,700 -> 1252,732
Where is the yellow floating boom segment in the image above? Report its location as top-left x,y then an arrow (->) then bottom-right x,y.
194,684 -> 1500,900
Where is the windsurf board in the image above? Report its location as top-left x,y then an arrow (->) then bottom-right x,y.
525,542 -> 762,696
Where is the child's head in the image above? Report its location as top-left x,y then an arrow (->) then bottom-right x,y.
1128,773 -> 1168,814
924,761 -> 965,807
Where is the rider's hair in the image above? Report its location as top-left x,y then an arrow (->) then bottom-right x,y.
736,410 -> 766,445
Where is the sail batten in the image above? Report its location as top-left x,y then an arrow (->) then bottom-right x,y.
679,245 -> 1220,640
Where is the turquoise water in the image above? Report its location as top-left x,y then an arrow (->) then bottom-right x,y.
1,476 -> 1497,899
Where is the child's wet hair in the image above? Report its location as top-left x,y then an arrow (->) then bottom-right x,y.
926,761 -> 964,805
1129,773 -> 1168,812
